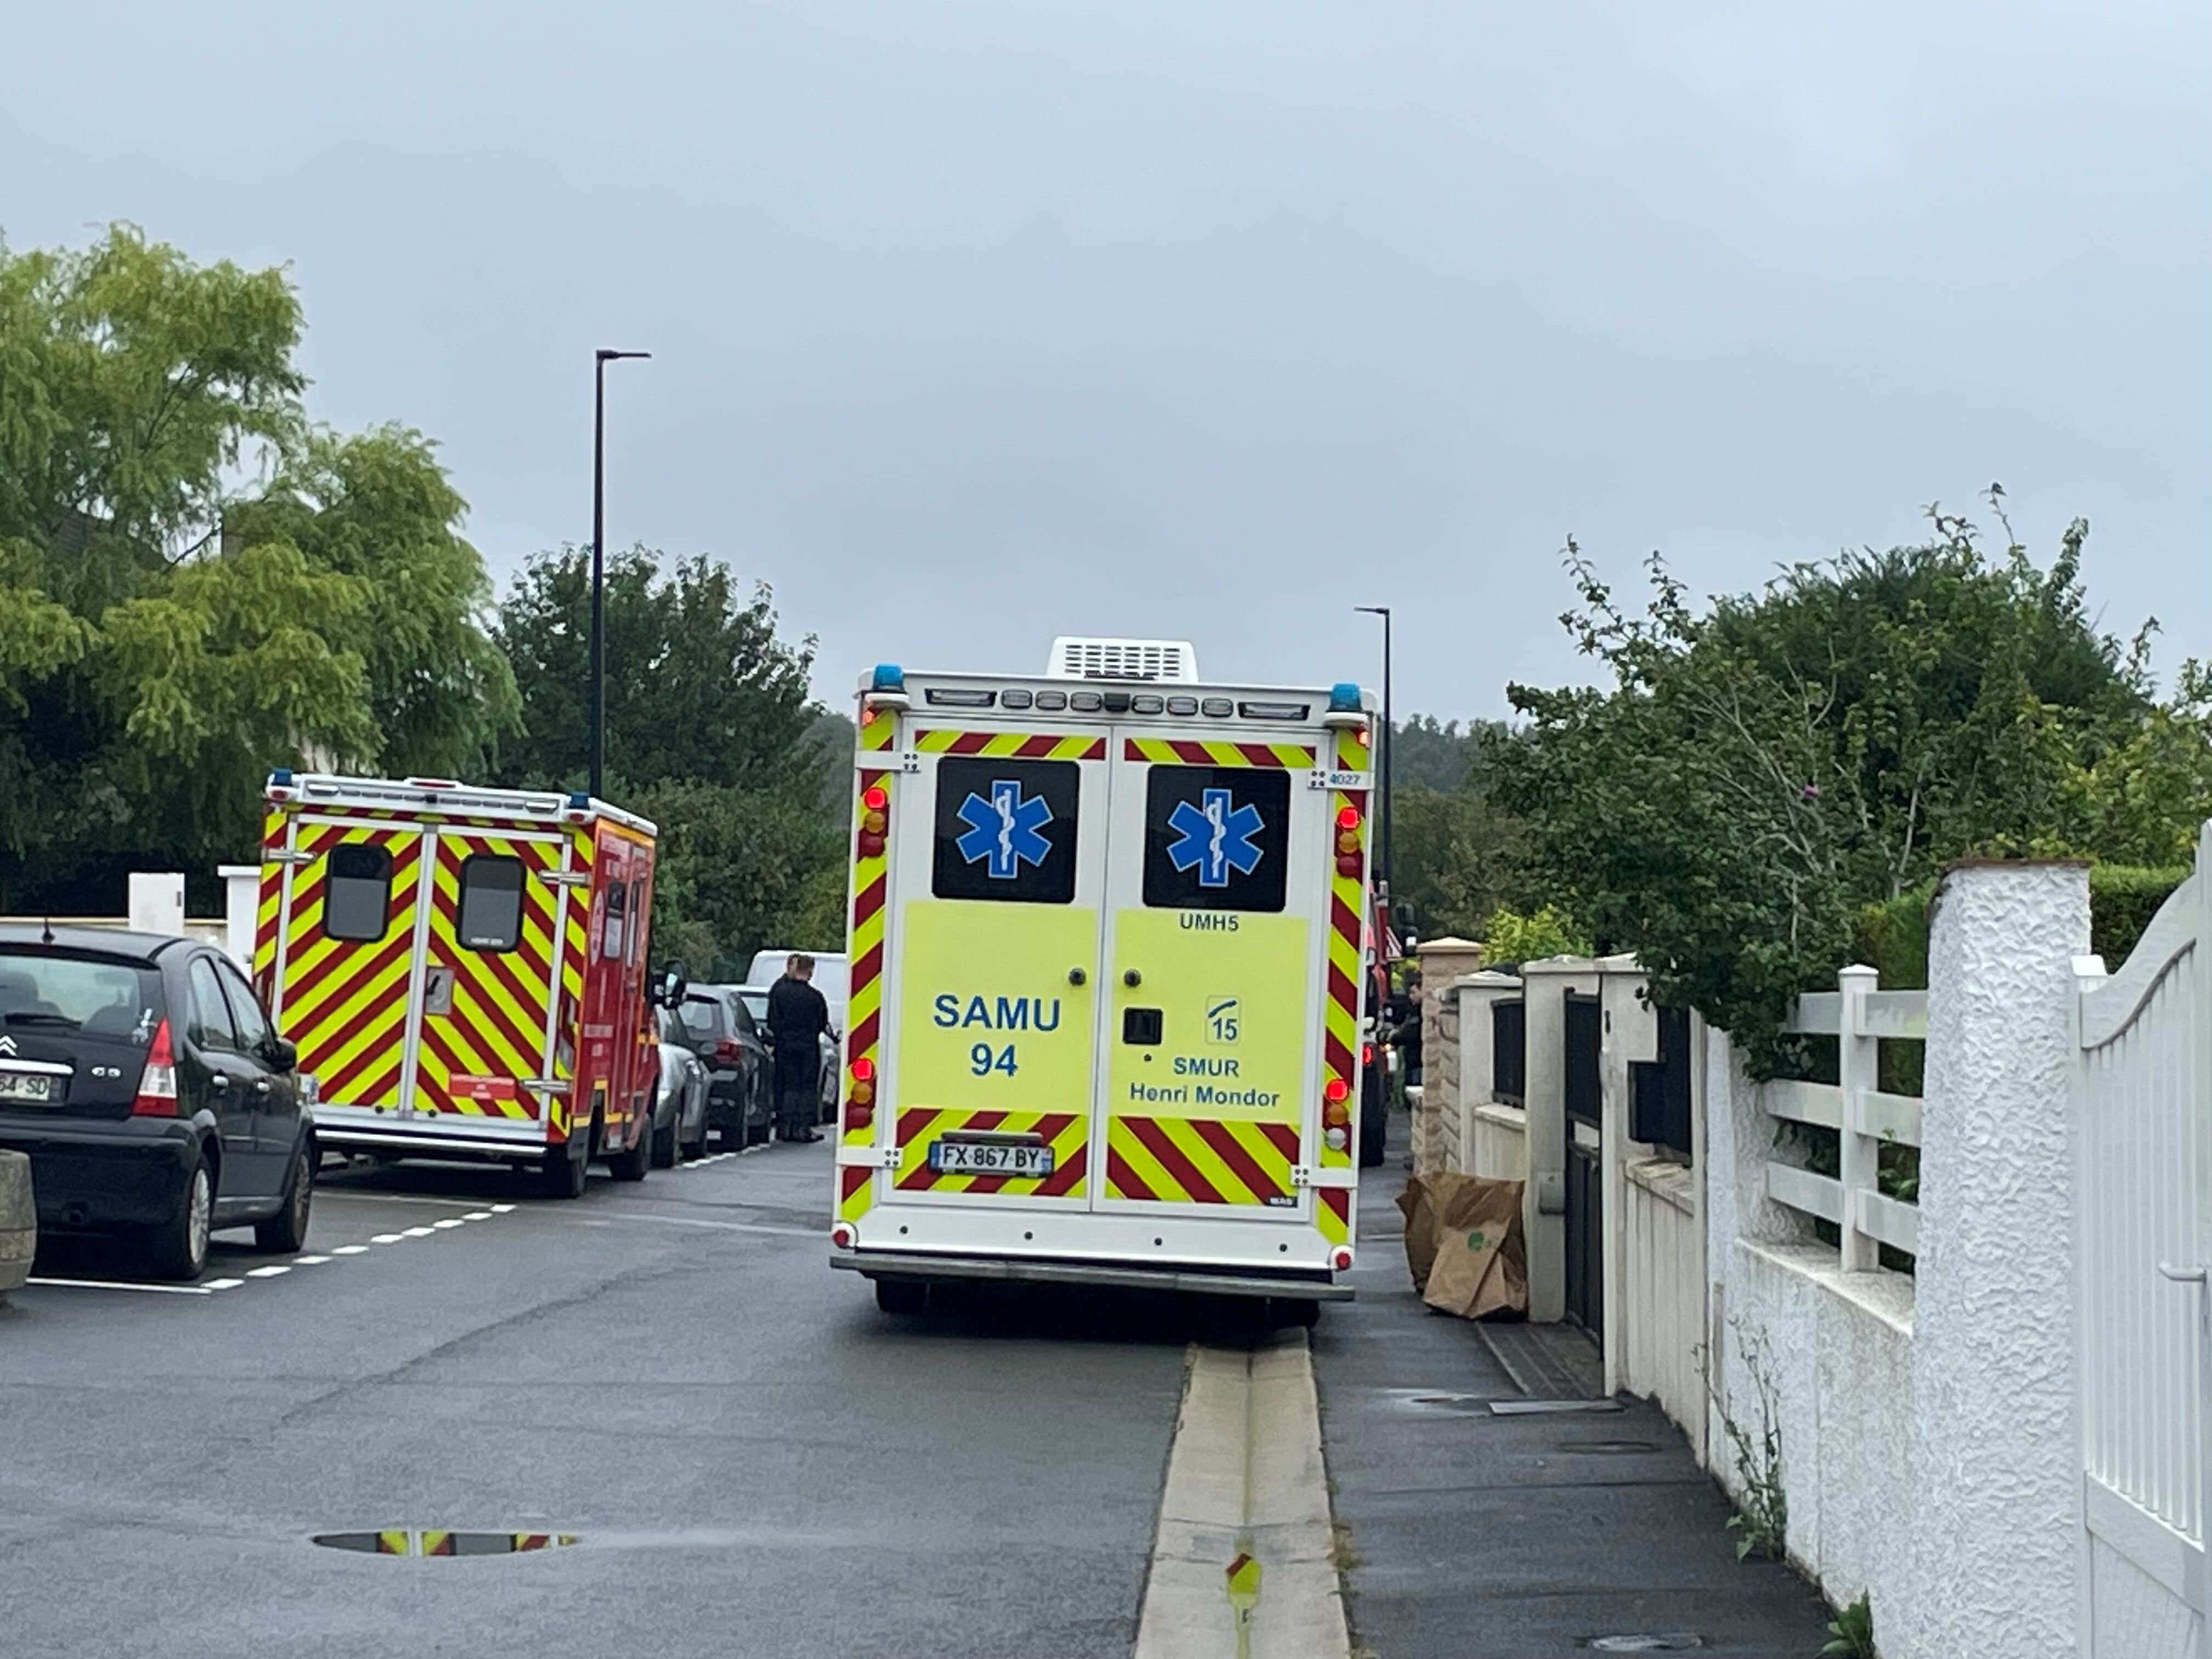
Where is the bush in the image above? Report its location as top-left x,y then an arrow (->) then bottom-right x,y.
1853,862 -> 2188,990
1479,904 -> 1591,966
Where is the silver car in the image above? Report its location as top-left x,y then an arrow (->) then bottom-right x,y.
652,1006 -> 712,1164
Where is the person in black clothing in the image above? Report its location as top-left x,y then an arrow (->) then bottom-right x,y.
765,953 -> 830,1144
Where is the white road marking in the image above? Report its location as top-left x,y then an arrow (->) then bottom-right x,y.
317,1191 -> 512,1208
401,1226 -> 435,1238
245,1265 -> 291,1278
24,1277 -> 213,1295
203,1278 -> 245,1290
370,1233 -> 406,1245
490,1203 -> 517,1214
330,1245 -> 369,1256
464,1211 -> 493,1221
431,1218 -> 465,1229
294,1255 -> 332,1265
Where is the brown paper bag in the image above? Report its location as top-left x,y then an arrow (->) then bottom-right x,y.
1417,1174 -> 1528,1320
1396,1177 -> 1442,1292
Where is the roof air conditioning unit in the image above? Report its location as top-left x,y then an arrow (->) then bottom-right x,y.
1046,637 -> 1199,682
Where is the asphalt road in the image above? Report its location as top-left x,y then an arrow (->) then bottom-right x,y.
0,1141 -> 1200,1659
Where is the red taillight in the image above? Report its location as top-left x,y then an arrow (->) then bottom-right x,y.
714,1037 -> 743,1064
843,1101 -> 874,1133
862,784 -> 889,811
1324,1077 -> 1350,1104
1331,1246 -> 1355,1271
1336,805 -> 1361,830
131,1019 -> 179,1116
1361,1042 -> 1374,1066
831,1221 -> 856,1248
850,1056 -> 876,1084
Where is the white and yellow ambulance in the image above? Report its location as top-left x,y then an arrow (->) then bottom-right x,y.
826,639 -> 1375,1317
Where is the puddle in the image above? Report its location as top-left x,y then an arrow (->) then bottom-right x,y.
1586,1637 -> 1704,1652
312,1530 -> 582,1557
1557,1439 -> 1660,1455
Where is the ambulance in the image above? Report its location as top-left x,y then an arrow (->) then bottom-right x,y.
251,772 -> 661,1197
827,639 -> 1375,1317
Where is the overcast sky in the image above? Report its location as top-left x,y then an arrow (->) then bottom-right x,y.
7,1 -> 2205,717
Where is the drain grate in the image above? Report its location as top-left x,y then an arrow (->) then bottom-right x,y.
312,1529 -> 581,1557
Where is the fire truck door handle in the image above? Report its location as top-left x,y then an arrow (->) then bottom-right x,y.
253,1079 -> 271,1096
1067,968 -> 1086,986
209,1073 -> 232,1093
1123,968 -> 1142,988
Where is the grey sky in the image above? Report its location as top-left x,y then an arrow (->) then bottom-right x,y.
7,1 -> 2205,716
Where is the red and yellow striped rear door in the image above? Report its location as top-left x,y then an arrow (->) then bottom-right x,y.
409,828 -> 566,1127
267,816 -> 429,1114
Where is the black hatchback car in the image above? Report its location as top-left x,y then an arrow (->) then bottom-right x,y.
0,927 -> 315,1280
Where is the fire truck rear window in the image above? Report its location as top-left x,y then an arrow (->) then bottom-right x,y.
458,856 -> 524,951
325,844 -> 392,941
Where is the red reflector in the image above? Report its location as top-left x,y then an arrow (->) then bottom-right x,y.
131,1018 -> 179,1116
1336,854 -> 1362,878
843,1101 -> 874,1133
1323,1077 -> 1350,1103
1362,1042 -> 1375,1066
1332,1247 -> 1355,1272
831,1222 -> 856,1248
857,831 -> 886,859
850,1056 -> 876,1083
862,784 -> 889,810
1335,805 -> 1361,829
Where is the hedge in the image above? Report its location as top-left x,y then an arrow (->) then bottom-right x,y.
1852,863 -> 2190,992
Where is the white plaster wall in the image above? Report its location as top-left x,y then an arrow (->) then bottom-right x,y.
1621,1161 -> 1705,1458
1909,864 -> 2090,1659
1467,1105 -> 1526,1181
2089,1538 -> 2201,1658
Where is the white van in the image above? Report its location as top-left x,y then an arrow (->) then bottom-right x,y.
826,639 -> 1375,1317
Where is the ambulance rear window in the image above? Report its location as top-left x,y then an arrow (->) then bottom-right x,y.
1141,766 -> 1290,913
931,758 -> 1080,905
325,844 -> 392,941
458,856 -> 524,951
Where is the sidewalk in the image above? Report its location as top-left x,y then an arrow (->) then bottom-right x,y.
1312,1121 -> 1832,1658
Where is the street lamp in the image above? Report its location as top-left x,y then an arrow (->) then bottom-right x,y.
1354,605 -> 1393,916
590,348 -> 652,802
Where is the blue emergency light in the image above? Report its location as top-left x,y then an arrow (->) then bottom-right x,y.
1329,682 -> 1362,713
871,663 -> 906,693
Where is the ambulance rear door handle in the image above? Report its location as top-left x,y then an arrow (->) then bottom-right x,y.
1122,1008 -> 1163,1046
1067,967 -> 1086,986
1123,968 -> 1142,987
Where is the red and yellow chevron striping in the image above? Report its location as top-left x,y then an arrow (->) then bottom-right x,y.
275,823 -> 425,1113
913,729 -> 1107,760
412,833 -> 561,1123
1316,720 -> 1372,1242
1121,737 -> 1316,769
891,1108 -> 1090,1198
839,735 -> 893,1225
1104,1116 -> 1300,1206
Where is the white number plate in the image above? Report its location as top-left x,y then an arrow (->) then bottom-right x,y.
0,1073 -> 54,1103
928,1139 -> 1053,1178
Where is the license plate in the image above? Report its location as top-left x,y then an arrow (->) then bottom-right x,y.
0,1073 -> 54,1103
928,1138 -> 1053,1178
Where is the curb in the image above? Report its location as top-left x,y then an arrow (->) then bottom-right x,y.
0,1149 -> 35,1296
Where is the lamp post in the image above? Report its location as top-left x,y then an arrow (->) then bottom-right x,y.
1354,604 -> 1393,921
590,348 -> 651,802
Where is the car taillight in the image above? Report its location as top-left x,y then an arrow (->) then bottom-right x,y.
1361,1042 -> 1375,1066
714,1038 -> 742,1064
132,1019 -> 179,1116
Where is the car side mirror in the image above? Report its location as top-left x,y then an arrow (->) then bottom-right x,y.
654,964 -> 689,1008
268,1036 -> 298,1073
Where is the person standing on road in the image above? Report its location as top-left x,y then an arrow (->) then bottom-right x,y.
766,953 -> 830,1144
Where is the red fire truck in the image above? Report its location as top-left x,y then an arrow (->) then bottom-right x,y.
252,772 -> 661,1197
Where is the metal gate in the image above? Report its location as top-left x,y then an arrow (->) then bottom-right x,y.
2074,823 -> 2209,1655
1564,991 -> 1602,1340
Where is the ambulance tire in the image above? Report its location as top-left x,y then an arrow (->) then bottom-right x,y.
608,1124 -> 651,1182
540,1143 -> 589,1199
873,1276 -> 929,1315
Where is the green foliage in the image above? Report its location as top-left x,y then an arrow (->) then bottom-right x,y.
1499,491 -> 2202,1063
1822,1593 -> 1875,1658
1854,862 -> 2188,992
1713,1324 -> 1788,1562
1386,717 -> 1538,940
0,226 -> 510,911
1478,904 -> 1590,964
493,545 -> 845,975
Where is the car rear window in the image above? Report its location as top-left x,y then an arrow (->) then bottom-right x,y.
677,995 -> 729,1044
0,951 -> 165,1044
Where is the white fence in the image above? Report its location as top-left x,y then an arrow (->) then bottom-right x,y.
2074,838 -> 2209,1656
1763,964 -> 1925,1267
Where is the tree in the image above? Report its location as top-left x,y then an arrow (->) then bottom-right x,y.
1498,492 -> 2199,1056
493,545 -> 817,794
0,226 -> 511,911
1386,717 -> 1537,941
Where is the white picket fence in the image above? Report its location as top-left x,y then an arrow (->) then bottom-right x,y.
1763,963 -> 1925,1267
2074,833 -> 2209,1655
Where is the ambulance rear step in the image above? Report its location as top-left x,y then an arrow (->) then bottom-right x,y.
828,1252 -> 1355,1301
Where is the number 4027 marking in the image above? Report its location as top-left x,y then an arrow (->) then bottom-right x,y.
969,1042 -> 1018,1077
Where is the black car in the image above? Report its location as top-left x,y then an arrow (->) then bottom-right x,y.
672,986 -> 770,1147
0,927 -> 315,1281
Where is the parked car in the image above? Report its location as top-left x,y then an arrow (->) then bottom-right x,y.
652,1006 -> 710,1165
0,926 -> 315,1281
733,986 -> 840,1124
672,986 -> 769,1147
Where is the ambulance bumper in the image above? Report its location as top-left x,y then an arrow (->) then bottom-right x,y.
830,1251 -> 1354,1301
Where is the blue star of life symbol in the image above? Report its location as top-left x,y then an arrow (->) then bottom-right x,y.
1166,788 -> 1265,888
955,778 -> 1054,879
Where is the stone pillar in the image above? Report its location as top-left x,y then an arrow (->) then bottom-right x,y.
1519,956 -> 1601,1323
219,865 -> 261,969
1413,938 -> 1483,1174
126,872 -> 185,936
1908,861 -> 2089,1659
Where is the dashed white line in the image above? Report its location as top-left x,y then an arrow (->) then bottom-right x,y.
401,1226 -> 435,1239
464,1211 -> 493,1221
203,1278 -> 245,1291
370,1233 -> 406,1245
245,1265 -> 290,1278
294,1255 -> 331,1265
330,1245 -> 369,1256
24,1277 -> 213,1295
431,1218 -> 465,1230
